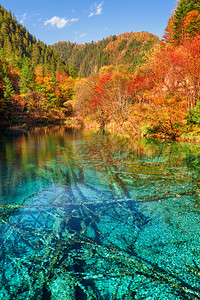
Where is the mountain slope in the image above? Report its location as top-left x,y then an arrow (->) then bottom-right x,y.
0,4 -> 68,72
52,31 -> 160,77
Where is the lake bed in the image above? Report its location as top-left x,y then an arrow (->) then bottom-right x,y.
0,126 -> 199,299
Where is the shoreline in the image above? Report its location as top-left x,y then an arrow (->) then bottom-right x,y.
0,117 -> 199,143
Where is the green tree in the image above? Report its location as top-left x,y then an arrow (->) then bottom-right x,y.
173,0 -> 200,41
3,76 -> 14,100
1,60 -> 15,101
69,65 -> 78,79
20,60 -> 35,95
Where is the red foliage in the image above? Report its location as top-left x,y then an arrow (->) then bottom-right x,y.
91,73 -> 113,109
56,70 -> 69,84
162,16 -> 175,44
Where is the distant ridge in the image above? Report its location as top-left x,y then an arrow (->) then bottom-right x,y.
52,31 -> 160,77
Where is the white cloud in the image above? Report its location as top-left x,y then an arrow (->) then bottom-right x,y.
80,33 -> 86,38
18,13 -> 27,24
44,16 -> 79,29
70,18 -> 79,23
89,2 -> 103,17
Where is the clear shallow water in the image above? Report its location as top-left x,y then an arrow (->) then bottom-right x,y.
0,126 -> 200,299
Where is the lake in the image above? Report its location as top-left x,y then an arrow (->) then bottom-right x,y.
0,126 -> 199,299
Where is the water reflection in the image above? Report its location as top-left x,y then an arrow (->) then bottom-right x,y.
0,127 -> 200,299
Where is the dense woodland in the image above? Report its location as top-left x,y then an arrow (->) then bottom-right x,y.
0,0 -> 200,141
52,32 -> 160,77
0,5 -> 68,71
0,4 -> 72,126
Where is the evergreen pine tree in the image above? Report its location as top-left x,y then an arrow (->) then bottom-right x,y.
20,60 -> 35,95
3,76 -> 14,100
69,65 -> 78,79
51,65 -> 56,82
173,0 -> 200,41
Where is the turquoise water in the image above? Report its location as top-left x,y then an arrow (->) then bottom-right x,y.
0,126 -> 200,299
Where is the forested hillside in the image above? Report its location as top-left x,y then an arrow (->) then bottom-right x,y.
0,5 -> 68,71
73,0 -> 200,141
52,32 -> 160,77
0,0 -> 199,142
0,4 -> 74,126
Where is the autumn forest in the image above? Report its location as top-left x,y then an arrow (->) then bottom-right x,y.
0,0 -> 200,141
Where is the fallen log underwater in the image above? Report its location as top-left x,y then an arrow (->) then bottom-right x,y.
0,149 -> 199,299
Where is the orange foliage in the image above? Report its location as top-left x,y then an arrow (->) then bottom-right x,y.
162,16 -> 175,44
130,92 -> 187,138
56,70 -> 69,84
184,10 -> 200,38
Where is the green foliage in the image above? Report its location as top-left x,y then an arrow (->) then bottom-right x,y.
0,1 -> 200,142
117,39 -> 127,51
0,4 -> 69,72
3,76 -> 14,100
19,59 -> 35,95
186,101 -> 200,124
0,4 -> 73,126
173,0 -> 200,41
69,65 -> 78,79
52,32 -> 160,77
1,59 -> 15,101
127,38 -> 142,51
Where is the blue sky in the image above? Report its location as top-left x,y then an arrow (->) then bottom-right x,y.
1,0 -> 176,45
